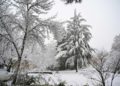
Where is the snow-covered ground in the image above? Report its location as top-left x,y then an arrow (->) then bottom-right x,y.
0,69 -> 13,81
28,67 -> 120,86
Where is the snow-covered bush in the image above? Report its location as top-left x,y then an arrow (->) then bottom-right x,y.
58,81 -> 66,86
47,64 -> 59,71
27,73 -> 62,86
14,73 -> 36,85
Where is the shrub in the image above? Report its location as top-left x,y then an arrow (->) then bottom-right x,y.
57,81 -> 66,86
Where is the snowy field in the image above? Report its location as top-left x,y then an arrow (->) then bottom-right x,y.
28,67 -> 120,86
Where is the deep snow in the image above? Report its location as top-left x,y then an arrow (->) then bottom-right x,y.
28,67 -> 120,86
0,67 -> 120,86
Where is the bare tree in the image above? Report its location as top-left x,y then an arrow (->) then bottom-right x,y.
90,50 -> 108,86
0,0 -> 62,84
0,0 -> 12,69
109,34 -> 120,86
110,58 -> 120,86
91,35 -> 120,86
107,51 -> 120,86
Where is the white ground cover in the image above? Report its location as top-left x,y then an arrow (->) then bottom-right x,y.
0,69 -> 13,81
1,67 -> 119,86
29,67 -> 120,86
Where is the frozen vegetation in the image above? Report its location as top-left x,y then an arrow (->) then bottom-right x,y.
0,0 -> 120,86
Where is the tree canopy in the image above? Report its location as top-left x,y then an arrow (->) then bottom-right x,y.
55,10 -> 92,72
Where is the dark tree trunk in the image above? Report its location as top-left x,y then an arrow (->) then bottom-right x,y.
7,59 -> 13,72
12,57 -> 21,85
111,74 -> 115,86
7,65 -> 11,72
74,56 -> 78,72
98,71 -> 105,86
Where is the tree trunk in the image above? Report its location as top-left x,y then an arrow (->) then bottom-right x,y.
99,71 -> 105,86
111,74 -> 115,86
74,56 -> 78,72
7,65 -> 11,72
101,74 -> 105,86
12,57 -> 21,85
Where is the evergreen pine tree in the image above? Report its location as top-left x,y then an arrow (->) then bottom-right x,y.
56,10 -> 93,72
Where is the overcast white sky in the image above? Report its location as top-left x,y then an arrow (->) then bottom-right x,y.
45,0 -> 120,51
49,0 -> 120,50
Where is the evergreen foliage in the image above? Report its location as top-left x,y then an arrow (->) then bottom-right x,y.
56,10 -> 93,72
